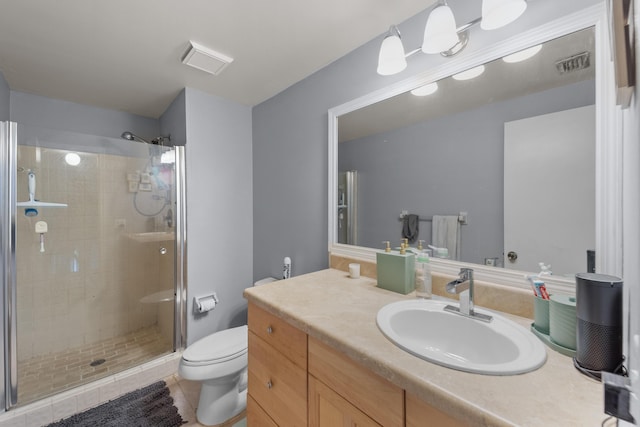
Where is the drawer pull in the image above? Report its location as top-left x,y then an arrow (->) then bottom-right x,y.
266,380 -> 273,389
267,326 -> 273,334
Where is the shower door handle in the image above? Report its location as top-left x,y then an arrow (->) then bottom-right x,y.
159,247 -> 167,255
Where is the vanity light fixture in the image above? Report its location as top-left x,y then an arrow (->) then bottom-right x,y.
502,44 -> 542,63
410,82 -> 439,96
377,25 -> 408,75
452,65 -> 486,81
421,3 -> 459,54
376,0 -> 529,75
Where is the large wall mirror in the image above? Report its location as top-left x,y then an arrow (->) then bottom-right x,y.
328,5 -> 622,293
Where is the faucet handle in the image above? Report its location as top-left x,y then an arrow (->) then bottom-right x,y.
459,268 -> 473,279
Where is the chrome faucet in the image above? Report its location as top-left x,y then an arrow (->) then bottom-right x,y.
445,268 -> 492,322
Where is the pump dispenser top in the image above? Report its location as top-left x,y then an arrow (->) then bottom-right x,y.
376,239 -> 415,294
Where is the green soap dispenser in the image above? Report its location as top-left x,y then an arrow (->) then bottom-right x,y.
376,240 -> 415,294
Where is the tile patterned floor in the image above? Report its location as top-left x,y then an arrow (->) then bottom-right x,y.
17,326 -> 171,405
166,374 -> 246,427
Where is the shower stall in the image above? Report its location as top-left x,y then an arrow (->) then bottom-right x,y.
337,170 -> 357,245
0,122 -> 186,409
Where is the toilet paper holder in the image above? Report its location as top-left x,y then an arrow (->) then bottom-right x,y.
194,293 -> 219,314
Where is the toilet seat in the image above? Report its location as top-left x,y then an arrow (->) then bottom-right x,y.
182,325 -> 248,366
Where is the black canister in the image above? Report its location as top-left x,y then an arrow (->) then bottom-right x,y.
575,273 -> 623,375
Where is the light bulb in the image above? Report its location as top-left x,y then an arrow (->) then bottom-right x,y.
422,4 -> 460,54
377,30 -> 407,76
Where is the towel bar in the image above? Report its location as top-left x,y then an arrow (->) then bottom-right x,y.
399,211 -> 468,224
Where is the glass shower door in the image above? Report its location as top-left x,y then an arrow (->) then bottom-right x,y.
4,122 -> 182,406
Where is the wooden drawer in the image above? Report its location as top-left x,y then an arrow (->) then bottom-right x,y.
308,337 -> 403,427
247,395 -> 278,427
406,392 -> 466,427
248,303 -> 307,369
248,331 -> 307,426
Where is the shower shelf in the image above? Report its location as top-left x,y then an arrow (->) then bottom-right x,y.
126,231 -> 175,243
140,289 -> 175,304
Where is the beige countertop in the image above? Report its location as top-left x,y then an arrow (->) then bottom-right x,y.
244,268 -> 608,427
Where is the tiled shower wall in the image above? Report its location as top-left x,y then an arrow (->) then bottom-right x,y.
15,146 -> 174,361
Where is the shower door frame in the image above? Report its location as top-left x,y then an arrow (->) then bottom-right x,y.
0,121 -> 187,410
1,122 -> 17,409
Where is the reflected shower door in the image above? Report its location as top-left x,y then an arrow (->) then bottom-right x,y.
337,170 -> 357,245
9,123 -> 181,406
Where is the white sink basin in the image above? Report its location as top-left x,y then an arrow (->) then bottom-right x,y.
376,299 -> 546,375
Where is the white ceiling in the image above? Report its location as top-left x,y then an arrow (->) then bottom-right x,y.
0,0 -> 437,119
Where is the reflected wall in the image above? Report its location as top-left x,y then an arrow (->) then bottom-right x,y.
338,79 -> 595,265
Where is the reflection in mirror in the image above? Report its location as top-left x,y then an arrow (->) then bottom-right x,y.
337,28 -> 595,277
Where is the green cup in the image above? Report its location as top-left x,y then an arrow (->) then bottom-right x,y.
533,297 -> 550,335
549,294 -> 577,350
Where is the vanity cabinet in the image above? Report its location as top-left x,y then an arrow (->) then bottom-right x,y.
308,337 -> 403,426
247,304 -> 308,426
406,392 -> 466,427
247,395 -> 278,427
248,302 -> 461,427
309,375 -> 380,426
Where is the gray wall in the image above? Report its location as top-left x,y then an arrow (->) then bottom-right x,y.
0,71 -> 9,121
252,0 -> 600,279
338,80 -> 595,264
10,91 -> 159,139
184,88 -> 253,345
160,89 -> 187,147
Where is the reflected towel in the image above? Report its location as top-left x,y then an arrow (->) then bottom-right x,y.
432,215 -> 461,260
402,214 -> 419,243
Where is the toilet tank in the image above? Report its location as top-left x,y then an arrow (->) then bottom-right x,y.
254,277 -> 278,287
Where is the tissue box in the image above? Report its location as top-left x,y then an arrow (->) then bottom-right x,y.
376,251 -> 415,294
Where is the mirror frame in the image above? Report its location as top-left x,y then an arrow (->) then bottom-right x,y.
328,4 -> 622,294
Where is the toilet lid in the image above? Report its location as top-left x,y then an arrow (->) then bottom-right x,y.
183,325 -> 247,364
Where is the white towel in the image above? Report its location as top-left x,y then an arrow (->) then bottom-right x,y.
431,215 -> 461,260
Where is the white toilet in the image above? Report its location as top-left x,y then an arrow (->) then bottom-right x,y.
178,277 -> 278,426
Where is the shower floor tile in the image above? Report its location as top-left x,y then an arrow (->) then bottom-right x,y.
17,326 -> 171,405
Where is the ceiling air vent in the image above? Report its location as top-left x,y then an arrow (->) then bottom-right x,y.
182,41 -> 233,76
555,51 -> 591,74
